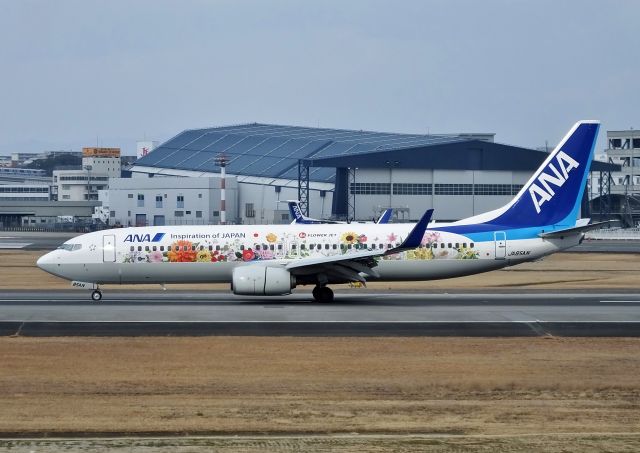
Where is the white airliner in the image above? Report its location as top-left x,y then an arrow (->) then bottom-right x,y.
38,121 -> 603,302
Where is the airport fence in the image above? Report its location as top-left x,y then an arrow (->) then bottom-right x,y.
0,223 -> 109,233
584,228 -> 640,240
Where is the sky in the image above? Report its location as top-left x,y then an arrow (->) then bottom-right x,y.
0,0 -> 638,155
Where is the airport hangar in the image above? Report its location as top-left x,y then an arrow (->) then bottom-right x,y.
129,123 -> 618,225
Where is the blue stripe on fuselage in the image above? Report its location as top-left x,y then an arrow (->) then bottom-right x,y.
432,224 -> 565,242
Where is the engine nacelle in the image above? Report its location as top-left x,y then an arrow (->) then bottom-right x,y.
231,265 -> 295,296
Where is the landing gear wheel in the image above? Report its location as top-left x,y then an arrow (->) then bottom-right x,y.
91,290 -> 102,302
313,286 -> 334,303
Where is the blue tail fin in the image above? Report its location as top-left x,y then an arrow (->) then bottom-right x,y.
486,120 -> 600,228
288,200 -> 320,224
376,208 -> 393,224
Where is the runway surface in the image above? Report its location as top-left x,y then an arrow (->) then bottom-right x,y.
1,290 -> 639,337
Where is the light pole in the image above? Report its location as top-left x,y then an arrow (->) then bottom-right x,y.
385,160 -> 399,213
214,154 -> 228,225
83,165 -> 92,201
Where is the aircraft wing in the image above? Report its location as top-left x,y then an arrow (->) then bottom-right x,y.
285,209 -> 433,283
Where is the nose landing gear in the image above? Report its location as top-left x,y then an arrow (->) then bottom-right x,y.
91,290 -> 103,302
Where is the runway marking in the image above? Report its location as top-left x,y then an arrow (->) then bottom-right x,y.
600,300 -> 640,303
0,242 -> 32,249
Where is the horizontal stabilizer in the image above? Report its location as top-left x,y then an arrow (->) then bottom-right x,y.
539,220 -> 619,238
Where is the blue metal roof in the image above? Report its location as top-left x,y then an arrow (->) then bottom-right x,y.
135,123 -> 468,182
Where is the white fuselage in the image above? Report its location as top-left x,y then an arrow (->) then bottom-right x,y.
36,222 -> 580,286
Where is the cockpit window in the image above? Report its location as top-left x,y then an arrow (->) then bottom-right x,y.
57,243 -> 82,251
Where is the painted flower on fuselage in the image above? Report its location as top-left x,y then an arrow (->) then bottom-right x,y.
341,231 -> 358,244
196,249 -> 211,262
257,248 -> 274,260
210,250 -> 227,262
167,240 -> 197,262
421,231 -> 440,246
148,251 -> 163,263
242,249 -> 255,261
266,233 -> 277,243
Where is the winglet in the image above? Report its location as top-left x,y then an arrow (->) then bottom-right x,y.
391,209 -> 433,251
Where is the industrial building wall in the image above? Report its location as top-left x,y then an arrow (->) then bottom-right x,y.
237,182 -> 332,225
351,168 -> 531,221
105,176 -> 238,226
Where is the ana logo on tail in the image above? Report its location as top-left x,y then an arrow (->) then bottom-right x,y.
528,150 -> 580,214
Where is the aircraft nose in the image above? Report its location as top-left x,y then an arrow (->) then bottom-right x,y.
37,251 -> 57,274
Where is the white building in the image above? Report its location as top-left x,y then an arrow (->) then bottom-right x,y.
53,148 -> 121,201
605,129 -> 640,195
0,184 -> 50,201
100,175 -> 238,227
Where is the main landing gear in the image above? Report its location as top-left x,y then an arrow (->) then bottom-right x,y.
312,285 -> 334,303
91,289 -> 102,302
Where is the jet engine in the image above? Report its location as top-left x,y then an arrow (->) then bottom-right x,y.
231,265 -> 295,296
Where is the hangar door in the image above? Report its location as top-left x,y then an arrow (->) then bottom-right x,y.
103,234 -> 116,262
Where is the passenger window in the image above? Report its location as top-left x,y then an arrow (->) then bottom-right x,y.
152,246 -> 157,251
470,243 -> 474,248
240,245 -> 245,250
145,246 -> 150,252
216,245 -> 221,251
130,246 -> 134,252
292,245 -> 297,250
256,245 -> 261,250
160,246 -> 164,252
325,244 -> 329,250
340,244 -> 346,250
138,246 -> 142,251
441,243 -> 445,249
208,245 -> 213,251
301,244 -> 306,250
278,244 -> 283,250
455,243 -> 459,248
191,245 -> 196,251
199,245 -> 204,251
448,243 -> 452,248
348,244 -> 352,249
333,244 -> 337,250
270,244 -> 275,251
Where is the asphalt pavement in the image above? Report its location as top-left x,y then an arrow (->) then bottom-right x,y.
1,290 -> 639,337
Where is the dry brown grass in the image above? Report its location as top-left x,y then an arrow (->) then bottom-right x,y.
0,337 -> 639,435
3,250 -> 640,291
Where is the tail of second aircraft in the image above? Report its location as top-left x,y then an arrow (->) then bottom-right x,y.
456,120 -> 600,231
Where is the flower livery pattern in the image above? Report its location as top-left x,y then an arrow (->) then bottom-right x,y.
120,230 -> 478,264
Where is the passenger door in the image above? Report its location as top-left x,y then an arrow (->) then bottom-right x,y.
103,234 -> 116,262
494,231 -> 507,260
